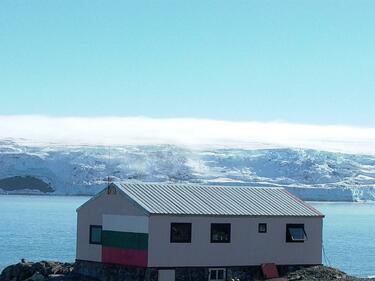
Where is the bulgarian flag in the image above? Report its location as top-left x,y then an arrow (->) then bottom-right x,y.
102,215 -> 149,267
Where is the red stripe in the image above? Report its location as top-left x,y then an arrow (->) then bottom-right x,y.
102,247 -> 148,267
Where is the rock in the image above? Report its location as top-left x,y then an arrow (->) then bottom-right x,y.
288,274 -> 302,280
0,261 -> 74,281
46,274 -> 66,281
0,262 -> 34,281
283,265 -> 375,281
30,272 -> 45,281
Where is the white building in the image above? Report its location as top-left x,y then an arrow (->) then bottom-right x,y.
76,182 -> 324,281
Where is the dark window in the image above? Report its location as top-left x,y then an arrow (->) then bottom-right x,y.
217,269 -> 224,280
211,223 -> 231,243
89,225 -> 102,244
286,224 -> 307,243
170,223 -> 192,243
258,223 -> 267,233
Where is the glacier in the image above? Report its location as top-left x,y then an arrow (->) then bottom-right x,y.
0,140 -> 375,201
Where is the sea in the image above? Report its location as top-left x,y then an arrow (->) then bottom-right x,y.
0,195 -> 374,278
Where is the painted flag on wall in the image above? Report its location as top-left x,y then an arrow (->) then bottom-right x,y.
102,214 -> 149,267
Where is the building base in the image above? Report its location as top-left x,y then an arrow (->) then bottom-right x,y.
74,260 -> 318,281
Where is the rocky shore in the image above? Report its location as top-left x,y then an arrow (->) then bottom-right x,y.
0,260 -> 374,281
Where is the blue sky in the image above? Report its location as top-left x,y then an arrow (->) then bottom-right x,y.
1,1 -> 374,126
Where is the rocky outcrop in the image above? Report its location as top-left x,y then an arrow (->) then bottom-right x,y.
285,265 -> 374,281
0,260 -> 157,281
1,261 -> 374,281
0,261 -> 85,281
0,176 -> 54,193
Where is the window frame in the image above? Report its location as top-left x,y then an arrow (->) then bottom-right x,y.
209,268 -> 226,281
258,223 -> 267,233
170,222 -> 192,243
286,223 -> 307,243
89,225 -> 102,245
210,223 -> 231,243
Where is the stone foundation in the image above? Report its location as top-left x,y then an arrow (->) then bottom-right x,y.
74,260 -> 316,281
74,260 -> 158,281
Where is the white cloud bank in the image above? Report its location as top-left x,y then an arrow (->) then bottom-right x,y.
0,115 -> 375,155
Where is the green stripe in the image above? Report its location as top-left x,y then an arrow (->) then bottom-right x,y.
102,230 -> 148,250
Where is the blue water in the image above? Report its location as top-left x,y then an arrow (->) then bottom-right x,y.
0,195 -> 89,270
0,196 -> 374,277
311,202 -> 375,278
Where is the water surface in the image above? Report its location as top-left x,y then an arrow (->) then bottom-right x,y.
0,195 -> 88,270
311,202 -> 375,278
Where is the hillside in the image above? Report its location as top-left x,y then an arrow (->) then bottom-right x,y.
1,140 -> 375,200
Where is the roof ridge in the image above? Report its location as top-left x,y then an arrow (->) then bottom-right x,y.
114,180 -> 283,190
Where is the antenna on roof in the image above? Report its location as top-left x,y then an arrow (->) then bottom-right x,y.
107,145 -> 112,188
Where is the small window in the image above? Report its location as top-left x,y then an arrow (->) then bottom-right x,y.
258,223 -> 267,233
209,268 -> 226,281
286,224 -> 307,243
170,223 -> 192,243
211,223 -> 231,243
89,225 -> 102,244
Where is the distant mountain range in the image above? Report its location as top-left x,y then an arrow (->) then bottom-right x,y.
1,140 -> 375,201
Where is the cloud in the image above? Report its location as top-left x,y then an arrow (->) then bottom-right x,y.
0,115 -> 375,154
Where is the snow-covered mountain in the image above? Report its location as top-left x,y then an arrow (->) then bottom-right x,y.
1,140 -> 375,201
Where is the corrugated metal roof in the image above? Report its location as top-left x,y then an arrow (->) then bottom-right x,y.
115,182 -> 323,217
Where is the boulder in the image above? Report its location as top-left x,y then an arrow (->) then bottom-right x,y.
0,261 -> 74,281
30,272 -> 45,281
0,262 -> 34,281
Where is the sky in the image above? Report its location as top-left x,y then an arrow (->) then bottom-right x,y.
1,1 -> 375,127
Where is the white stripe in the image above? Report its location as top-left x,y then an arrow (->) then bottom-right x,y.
102,214 -> 149,233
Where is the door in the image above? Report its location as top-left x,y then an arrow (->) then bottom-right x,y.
158,269 -> 175,281
209,268 -> 226,281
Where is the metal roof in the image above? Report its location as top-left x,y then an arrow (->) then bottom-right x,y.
114,182 -> 323,217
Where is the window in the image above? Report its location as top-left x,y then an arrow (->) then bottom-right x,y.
286,224 -> 307,243
89,225 -> 102,244
209,268 -> 226,281
258,223 -> 267,233
211,223 -> 231,243
170,223 -> 192,243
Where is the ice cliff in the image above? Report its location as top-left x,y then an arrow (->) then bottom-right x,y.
1,140 -> 375,201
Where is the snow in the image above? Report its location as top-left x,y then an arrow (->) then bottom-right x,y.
0,140 -> 374,201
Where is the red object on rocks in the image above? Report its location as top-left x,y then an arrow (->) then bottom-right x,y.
261,263 -> 279,279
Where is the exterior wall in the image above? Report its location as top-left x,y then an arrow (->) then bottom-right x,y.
173,266 -> 263,281
76,188 -> 148,263
73,260 -> 158,281
173,265 -> 310,281
148,215 -> 323,267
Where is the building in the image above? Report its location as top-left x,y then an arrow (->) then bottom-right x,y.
76,182 -> 324,281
